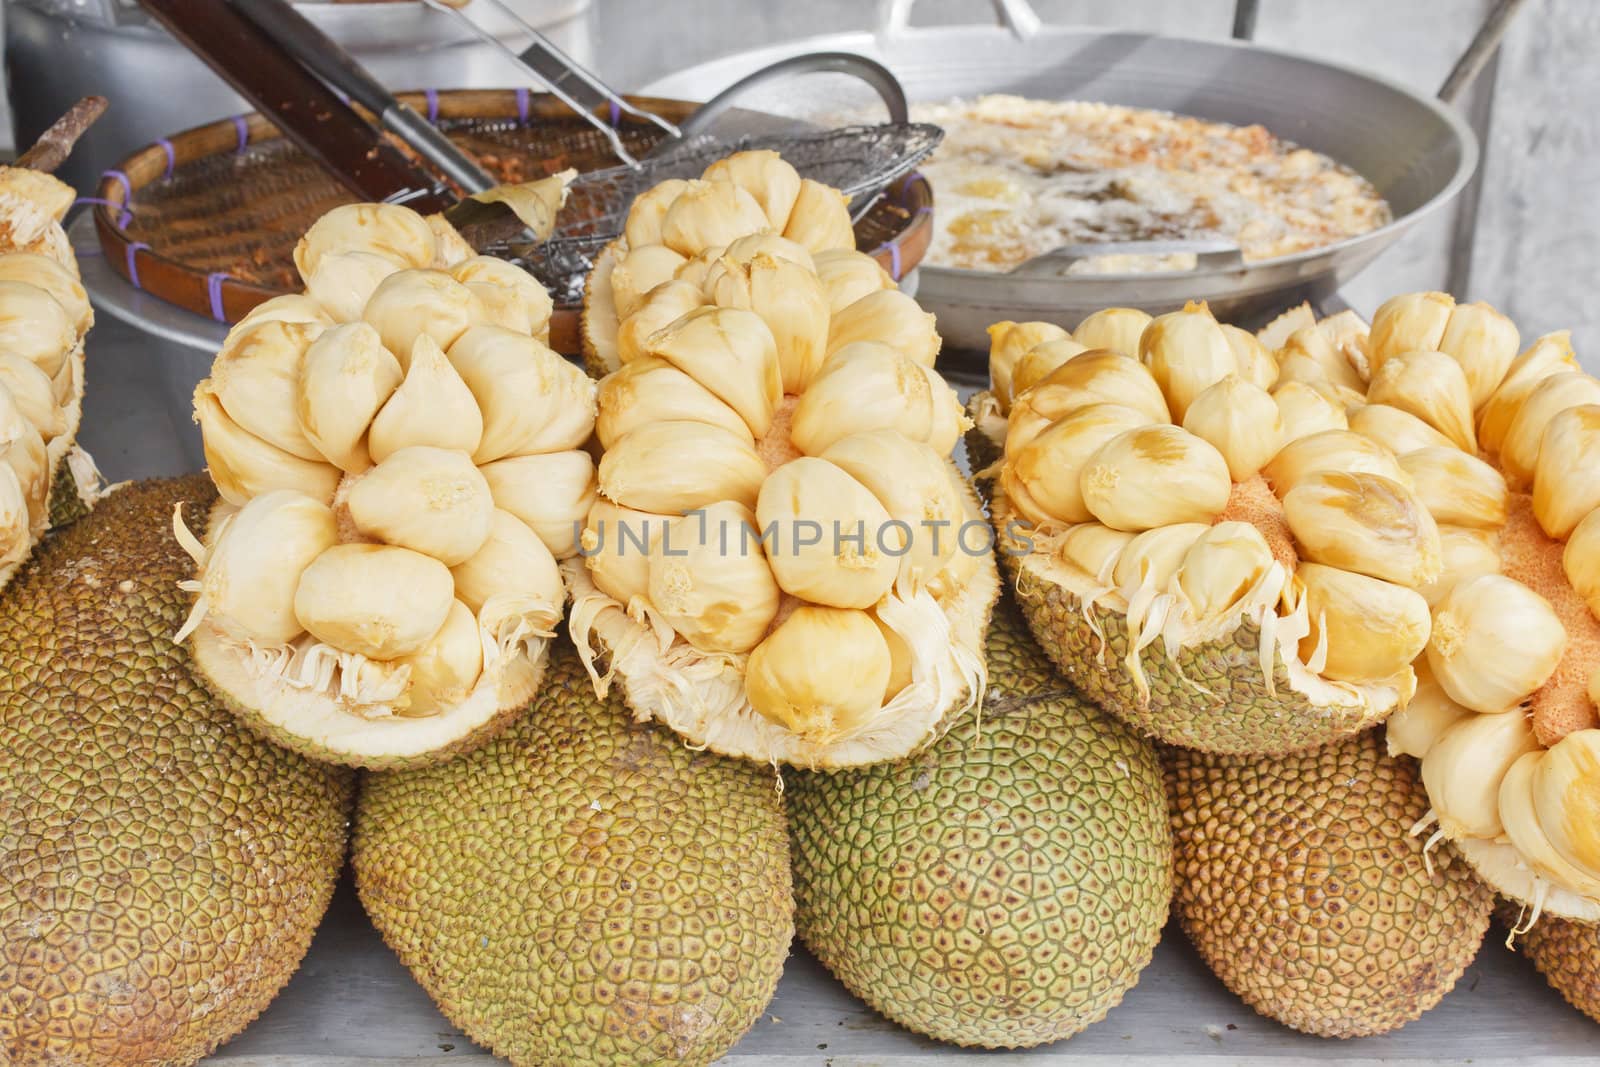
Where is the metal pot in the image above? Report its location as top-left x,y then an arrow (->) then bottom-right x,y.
5,0 -> 595,191
641,0 -> 1478,350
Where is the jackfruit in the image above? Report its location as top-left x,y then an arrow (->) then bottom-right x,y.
1167,728 -> 1494,1037
1504,906 -> 1600,1024
788,600 -> 1171,1048
354,639 -> 793,1067
0,476 -> 353,1066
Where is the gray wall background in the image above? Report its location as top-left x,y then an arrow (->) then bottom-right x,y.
593,0 -> 1595,358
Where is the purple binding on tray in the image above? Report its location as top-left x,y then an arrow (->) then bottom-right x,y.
125,241 -> 150,289
156,138 -> 177,179
206,272 -> 231,322
516,88 -> 531,125
232,115 -> 250,154
426,89 -> 440,123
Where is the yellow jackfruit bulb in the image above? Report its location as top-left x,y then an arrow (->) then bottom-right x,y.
479,450 -> 597,560
581,499 -> 671,606
755,457 -> 899,609
702,149 -> 803,233
1279,325 -> 1364,395
1348,403 -> 1453,456
1071,307 -> 1151,358
449,326 -> 597,463
819,430 -> 965,591
595,356 -> 751,449
0,354 -> 65,441
645,306 -> 781,438
1428,573 -> 1568,713
1534,404 -> 1600,539
1271,380 -> 1349,443
790,342 -> 964,458
1398,447 -> 1509,530
0,280 -> 76,379
623,178 -> 693,249
609,244 -> 689,321
194,380 -> 341,507
812,248 -> 895,315
745,605 -> 891,744
346,446 -> 494,567
1565,508 -> 1600,619
1531,730 -> 1600,881
451,255 -> 553,338
1078,424 -> 1232,532
988,320 -> 1069,408
661,179 -> 772,258
599,420 -> 766,513
448,509 -> 563,622
295,321 -> 403,474
711,232 -> 817,279
1419,524 -> 1501,608
229,294 -> 333,341
1365,348 -> 1477,453
782,178 -> 855,254
1222,323 -> 1279,391
183,489 -> 338,646
1438,301 -> 1520,408
1001,403 -> 1151,526
1295,562 -> 1431,683
395,599 -> 483,716
709,252 -> 830,393
1421,708 -> 1540,840
1478,332 -> 1580,455
1009,338 -> 1090,401
293,202 -> 434,282
1498,748 -> 1600,898
0,251 -> 90,335
1172,521 -> 1276,620
615,279 -> 706,365
294,543 -> 455,659
209,319 -> 325,461
1282,470 -> 1441,588
1003,350 -> 1169,456
1366,291 -> 1455,375
1139,301 -> 1237,423
1181,375 -> 1283,481
366,336 -> 484,463
1262,429 -> 1408,499
1058,522 -> 1135,583
426,215 -> 475,269
1501,372 -> 1600,488
1111,523 -> 1209,594
646,500 -> 780,654
1386,660 -> 1473,760
304,250 -> 404,323
826,289 -> 940,368
361,269 -> 481,367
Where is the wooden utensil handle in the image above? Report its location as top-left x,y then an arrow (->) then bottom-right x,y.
16,96 -> 109,174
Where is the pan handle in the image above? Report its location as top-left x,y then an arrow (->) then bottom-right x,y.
876,0 -> 1041,43
1009,238 -> 1245,278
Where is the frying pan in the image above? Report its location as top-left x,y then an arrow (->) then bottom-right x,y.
642,0 -> 1498,349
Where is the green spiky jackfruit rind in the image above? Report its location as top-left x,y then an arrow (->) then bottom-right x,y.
990,491 -> 1388,756
1500,905 -> 1600,1024
0,475 -> 354,1067
788,598 -> 1173,1049
1167,729 -> 1494,1039
353,638 -> 795,1067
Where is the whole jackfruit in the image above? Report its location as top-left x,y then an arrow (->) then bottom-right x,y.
0,475 -> 353,1066
787,599 -> 1171,1048
1502,906 -> 1600,1024
1166,728 -> 1494,1037
353,638 -> 793,1067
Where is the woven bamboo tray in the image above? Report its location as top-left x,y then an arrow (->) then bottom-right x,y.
89,90 -> 934,356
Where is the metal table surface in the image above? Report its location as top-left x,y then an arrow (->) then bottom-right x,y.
75,313 -> 1600,1065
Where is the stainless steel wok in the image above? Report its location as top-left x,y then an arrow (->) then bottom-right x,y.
641,0 -> 1482,350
